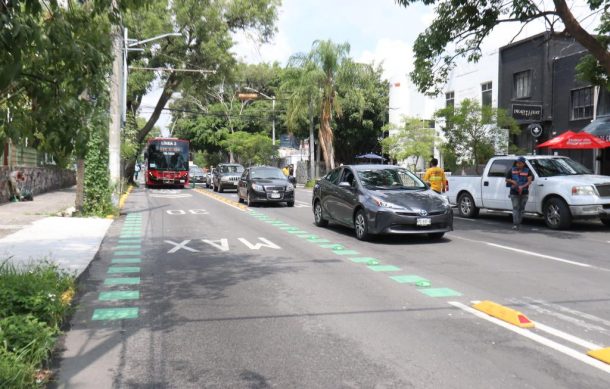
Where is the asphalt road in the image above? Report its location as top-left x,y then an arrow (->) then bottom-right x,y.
55,184 -> 610,388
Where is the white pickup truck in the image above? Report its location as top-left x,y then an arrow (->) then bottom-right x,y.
446,155 -> 610,229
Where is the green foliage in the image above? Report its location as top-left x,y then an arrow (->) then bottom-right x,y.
435,99 -> 519,173
221,131 -> 276,166
0,260 -> 76,388
0,347 -> 37,389
0,261 -> 75,328
334,63 -> 389,163
381,118 -> 437,169
305,179 -> 317,188
83,128 -> 114,216
395,0 -> 610,94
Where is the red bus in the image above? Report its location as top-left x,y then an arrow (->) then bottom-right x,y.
144,137 -> 190,188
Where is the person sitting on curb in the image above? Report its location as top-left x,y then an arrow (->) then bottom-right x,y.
8,170 -> 25,202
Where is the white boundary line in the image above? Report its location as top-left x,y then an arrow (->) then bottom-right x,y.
449,301 -> 610,374
452,235 -> 608,270
533,322 -> 602,350
485,242 -> 592,268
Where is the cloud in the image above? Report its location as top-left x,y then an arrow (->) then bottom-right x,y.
357,39 -> 414,80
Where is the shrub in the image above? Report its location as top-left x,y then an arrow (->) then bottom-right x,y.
0,261 -> 75,328
0,347 -> 37,389
305,179 -> 317,188
0,315 -> 57,366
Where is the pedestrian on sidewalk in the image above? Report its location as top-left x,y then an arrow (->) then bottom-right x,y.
505,156 -> 533,230
134,162 -> 141,180
423,158 -> 447,194
8,170 -> 25,202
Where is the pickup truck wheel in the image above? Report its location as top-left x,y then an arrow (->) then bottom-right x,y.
544,198 -> 572,230
457,193 -> 479,218
600,217 -> 610,227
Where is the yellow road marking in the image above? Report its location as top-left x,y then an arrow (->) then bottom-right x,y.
193,188 -> 248,211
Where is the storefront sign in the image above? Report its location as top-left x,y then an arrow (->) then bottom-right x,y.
512,104 -> 542,121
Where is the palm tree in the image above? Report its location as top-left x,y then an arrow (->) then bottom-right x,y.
289,40 -> 352,171
281,62 -> 322,178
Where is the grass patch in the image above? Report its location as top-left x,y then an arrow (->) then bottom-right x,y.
305,179 -> 317,188
0,260 -> 76,388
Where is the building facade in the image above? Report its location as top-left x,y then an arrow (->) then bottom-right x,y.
498,32 -> 610,173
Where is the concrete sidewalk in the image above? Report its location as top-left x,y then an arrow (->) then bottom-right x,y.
0,187 -> 112,277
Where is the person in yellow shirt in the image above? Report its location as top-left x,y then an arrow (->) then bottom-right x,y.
423,158 -> 446,194
282,166 -> 290,176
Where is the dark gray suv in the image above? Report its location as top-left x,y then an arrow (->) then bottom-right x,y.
312,165 -> 453,241
212,163 -> 244,192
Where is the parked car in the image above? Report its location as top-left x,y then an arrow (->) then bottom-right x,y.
188,165 -> 205,185
237,166 -> 295,207
446,155 -> 610,229
312,165 -> 453,241
212,163 -> 244,192
205,171 -> 213,188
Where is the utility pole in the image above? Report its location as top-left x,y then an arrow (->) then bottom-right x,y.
108,8 -> 123,204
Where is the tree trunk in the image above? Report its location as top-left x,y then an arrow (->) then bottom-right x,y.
75,158 -> 85,212
553,0 -> 610,76
308,100 -> 315,180
135,72 -> 181,145
316,136 -> 321,177
319,101 -> 335,171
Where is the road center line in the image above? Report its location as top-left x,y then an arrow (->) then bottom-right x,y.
449,301 -> 610,374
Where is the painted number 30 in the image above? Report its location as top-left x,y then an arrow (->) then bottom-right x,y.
166,209 -> 209,215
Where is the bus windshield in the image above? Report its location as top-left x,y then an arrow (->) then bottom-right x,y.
147,140 -> 189,171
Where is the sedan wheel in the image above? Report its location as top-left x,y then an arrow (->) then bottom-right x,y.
247,192 -> 255,207
313,201 -> 328,227
354,210 -> 370,241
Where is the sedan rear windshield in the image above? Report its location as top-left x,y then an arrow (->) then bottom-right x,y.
529,158 -> 591,177
251,168 -> 285,180
357,168 -> 426,190
219,165 -> 244,173
190,167 -> 203,175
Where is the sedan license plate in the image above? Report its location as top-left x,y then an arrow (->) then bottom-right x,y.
270,192 -> 281,199
416,218 -> 431,226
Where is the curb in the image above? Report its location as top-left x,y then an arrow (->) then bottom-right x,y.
472,300 -> 534,328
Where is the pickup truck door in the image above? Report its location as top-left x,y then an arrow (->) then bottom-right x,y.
481,159 -> 514,210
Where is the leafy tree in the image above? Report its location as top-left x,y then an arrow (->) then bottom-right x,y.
122,0 -> 280,179
334,63 -> 388,164
381,117 -> 437,170
396,0 -> 610,94
435,99 -> 519,173
221,131 -> 276,166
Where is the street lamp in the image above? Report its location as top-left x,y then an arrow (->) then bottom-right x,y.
122,29 -> 182,125
243,86 -> 276,146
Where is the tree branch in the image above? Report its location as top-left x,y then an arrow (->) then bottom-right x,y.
136,72 -> 181,144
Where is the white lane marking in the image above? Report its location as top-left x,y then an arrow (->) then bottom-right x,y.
486,242 -> 593,268
202,239 -> 230,252
238,237 -> 280,250
449,301 -> 610,374
165,240 -> 199,253
533,322 -> 602,350
452,235 -> 605,270
524,298 -> 610,331
454,217 -> 478,222
512,299 -> 609,334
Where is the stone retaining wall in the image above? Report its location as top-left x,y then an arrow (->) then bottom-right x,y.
0,166 -> 76,203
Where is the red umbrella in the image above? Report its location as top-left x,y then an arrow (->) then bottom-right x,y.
536,131 -> 610,149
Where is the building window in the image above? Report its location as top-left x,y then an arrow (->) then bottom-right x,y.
445,91 -> 455,108
481,82 -> 492,107
571,87 -> 593,120
513,71 -> 531,99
